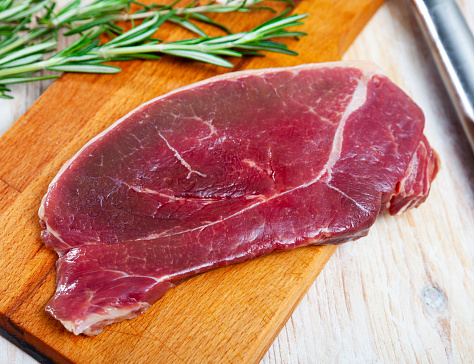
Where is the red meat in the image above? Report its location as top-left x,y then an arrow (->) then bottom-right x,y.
39,62 -> 438,335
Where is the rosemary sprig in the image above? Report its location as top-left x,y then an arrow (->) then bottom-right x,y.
0,0 -> 307,99
97,12 -> 307,67
117,0 -> 287,21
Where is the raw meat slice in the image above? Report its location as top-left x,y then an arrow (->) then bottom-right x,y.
39,61 -> 438,335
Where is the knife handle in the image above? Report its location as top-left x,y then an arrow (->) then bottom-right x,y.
409,0 -> 474,152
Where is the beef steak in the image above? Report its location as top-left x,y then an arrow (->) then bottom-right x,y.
39,62 -> 438,335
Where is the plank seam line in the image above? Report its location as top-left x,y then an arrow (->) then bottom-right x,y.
0,176 -> 21,193
4,264 -> 55,319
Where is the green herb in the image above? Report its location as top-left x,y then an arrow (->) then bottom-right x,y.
0,0 -> 306,99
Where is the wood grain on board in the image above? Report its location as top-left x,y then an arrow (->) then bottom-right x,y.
0,0 -> 387,362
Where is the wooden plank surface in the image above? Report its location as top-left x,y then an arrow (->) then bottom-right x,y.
0,1 -> 385,363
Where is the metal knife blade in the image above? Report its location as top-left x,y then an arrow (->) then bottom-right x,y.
409,0 -> 474,153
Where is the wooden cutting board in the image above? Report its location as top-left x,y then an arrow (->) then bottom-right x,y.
0,1 -> 384,363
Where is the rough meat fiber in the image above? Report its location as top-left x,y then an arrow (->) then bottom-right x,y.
39,62 -> 438,335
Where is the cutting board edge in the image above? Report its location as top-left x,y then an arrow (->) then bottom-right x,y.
0,315 -> 70,364
249,245 -> 338,364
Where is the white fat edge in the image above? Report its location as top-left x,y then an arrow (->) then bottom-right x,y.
63,302 -> 151,336
38,194 -> 46,220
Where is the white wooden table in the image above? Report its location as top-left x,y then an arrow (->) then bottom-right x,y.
1,0 -> 473,362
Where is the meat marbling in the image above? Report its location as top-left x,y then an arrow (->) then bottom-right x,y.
39,61 -> 438,335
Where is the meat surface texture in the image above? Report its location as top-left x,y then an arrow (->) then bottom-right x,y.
39,61 -> 438,335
